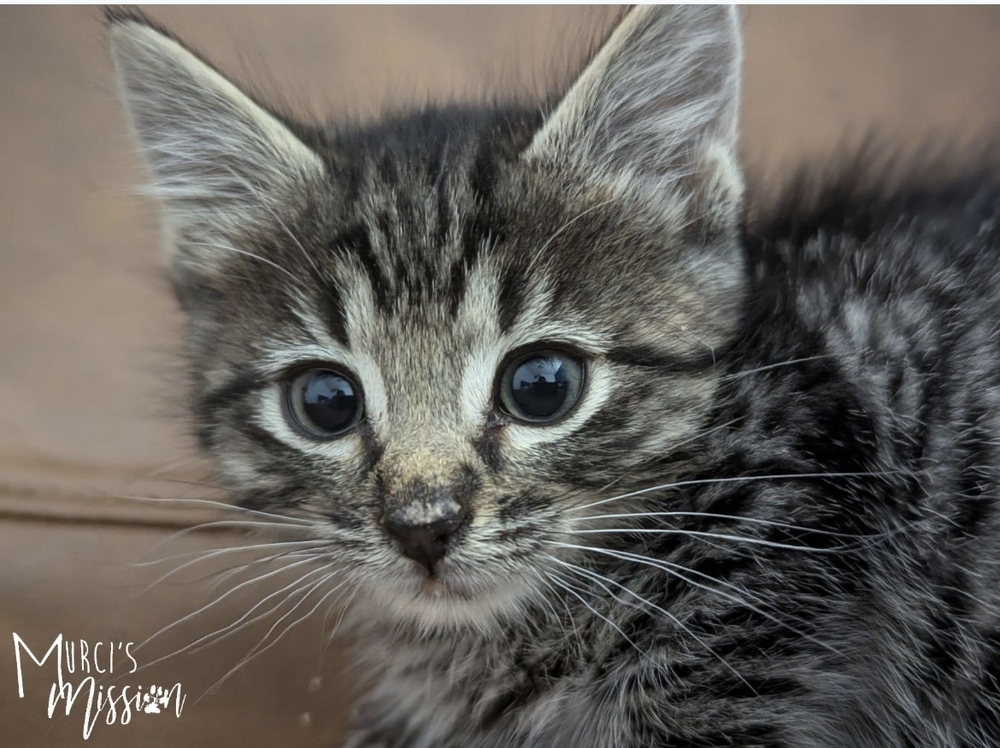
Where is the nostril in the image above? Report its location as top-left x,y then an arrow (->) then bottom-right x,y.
381,511 -> 467,575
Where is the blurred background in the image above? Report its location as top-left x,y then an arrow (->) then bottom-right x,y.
1,6 -> 999,746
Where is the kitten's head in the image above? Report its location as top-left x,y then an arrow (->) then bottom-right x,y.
109,6 -> 746,630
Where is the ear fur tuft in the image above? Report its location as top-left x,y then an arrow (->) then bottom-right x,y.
525,6 -> 744,216
108,13 -> 324,269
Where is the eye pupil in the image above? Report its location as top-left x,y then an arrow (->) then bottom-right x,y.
511,358 -> 570,418
500,351 -> 584,423
288,369 -> 362,437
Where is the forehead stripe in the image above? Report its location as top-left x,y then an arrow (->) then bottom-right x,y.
335,224 -> 392,312
497,262 -> 528,334
315,276 -> 350,346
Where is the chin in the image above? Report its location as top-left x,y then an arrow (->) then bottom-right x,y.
369,565 -> 536,632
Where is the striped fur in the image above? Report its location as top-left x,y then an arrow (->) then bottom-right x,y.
109,7 -> 1000,747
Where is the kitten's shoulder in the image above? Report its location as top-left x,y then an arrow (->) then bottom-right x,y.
747,142 -> 1000,250
737,142 -> 1000,357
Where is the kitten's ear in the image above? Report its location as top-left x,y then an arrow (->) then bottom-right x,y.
107,11 -> 324,266
525,6 -> 743,216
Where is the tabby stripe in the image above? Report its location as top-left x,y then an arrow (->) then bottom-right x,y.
199,369 -> 264,414
337,224 -> 391,311
496,262 -> 527,334
316,277 -> 350,345
606,345 -> 720,373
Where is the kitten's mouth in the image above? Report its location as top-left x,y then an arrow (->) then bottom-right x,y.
370,559 -> 533,628
407,560 -> 478,599
415,576 -> 471,601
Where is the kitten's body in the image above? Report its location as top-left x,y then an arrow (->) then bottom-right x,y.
347,167 -> 1000,748
107,7 -> 1000,747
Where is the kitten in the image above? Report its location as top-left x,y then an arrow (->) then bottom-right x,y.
107,6 -> 1000,747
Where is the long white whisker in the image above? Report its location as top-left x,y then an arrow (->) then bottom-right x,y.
134,553 -> 324,656
527,567 -> 569,631
146,520 -> 316,555
203,574 -> 346,698
160,546 -> 319,589
572,417 -> 747,501
571,471 -> 891,513
553,542 -> 842,656
549,555 -> 758,696
237,572 -> 341,665
544,573 -> 647,660
194,240 -> 300,282
199,565 -> 336,657
721,355 -> 837,380
566,528 -> 860,553
141,564 -> 326,671
136,539 -> 328,583
115,494 -> 314,526
324,585 -> 360,651
142,519 -> 315,542
574,511 -> 889,539
537,419 -> 747,519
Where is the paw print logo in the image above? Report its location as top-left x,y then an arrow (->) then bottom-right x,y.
141,686 -> 169,714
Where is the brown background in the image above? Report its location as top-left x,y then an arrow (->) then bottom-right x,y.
1,6 -> 999,747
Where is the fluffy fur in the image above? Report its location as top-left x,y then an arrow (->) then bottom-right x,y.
108,6 -> 1000,747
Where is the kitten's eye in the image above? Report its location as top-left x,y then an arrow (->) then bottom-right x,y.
285,368 -> 363,438
499,351 -> 584,424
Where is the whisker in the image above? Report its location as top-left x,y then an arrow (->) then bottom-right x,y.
143,563 -> 330,670
720,355 -> 837,380
580,417 -> 746,496
140,456 -> 207,479
565,527 -> 863,554
570,471 -> 893,514
135,539 -> 329,585
197,544 -> 332,592
324,585 -> 361,651
134,553 -> 325,657
549,555 -> 758,696
139,520 -> 318,568
543,571 -> 647,660
203,574 -> 347,698
237,572 -> 342,666
536,417 -> 748,517
553,542 -> 842,656
192,239 -> 301,283
143,519 -> 315,542
156,546 -> 321,589
527,567 -> 570,633
573,510 -> 890,540
116,493 -> 315,526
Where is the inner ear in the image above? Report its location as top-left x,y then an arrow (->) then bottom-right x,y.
524,6 -> 743,210
107,12 -> 325,271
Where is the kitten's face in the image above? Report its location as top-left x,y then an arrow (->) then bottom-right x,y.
109,7 -> 746,629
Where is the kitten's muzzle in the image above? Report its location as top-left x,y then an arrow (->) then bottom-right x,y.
380,510 -> 468,576
375,460 -> 479,575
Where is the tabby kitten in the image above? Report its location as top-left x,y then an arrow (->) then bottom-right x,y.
108,6 -> 1000,747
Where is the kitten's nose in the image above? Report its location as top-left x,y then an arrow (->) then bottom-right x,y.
381,511 -> 467,575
